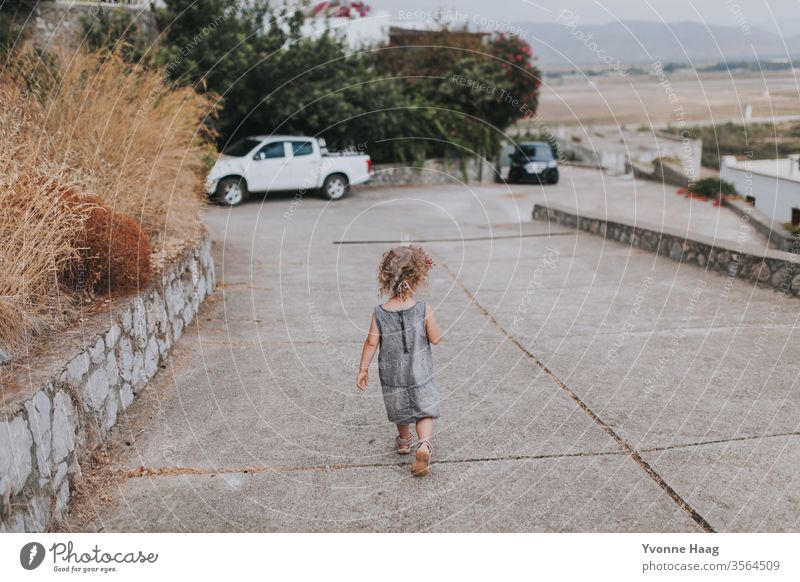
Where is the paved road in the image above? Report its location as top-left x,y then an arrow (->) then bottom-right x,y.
65,168 -> 799,532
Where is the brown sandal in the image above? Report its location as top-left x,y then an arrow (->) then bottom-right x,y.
396,435 -> 412,455
411,439 -> 432,476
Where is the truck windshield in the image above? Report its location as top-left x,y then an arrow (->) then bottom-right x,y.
223,138 -> 261,157
515,144 -> 554,161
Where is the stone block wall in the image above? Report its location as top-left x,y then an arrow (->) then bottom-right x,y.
630,158 -> 695,188
0,234 -> 214,532
532,203 -> 800,297
654,158 -> 694,188
31,2 -> 157,53
369,157 -> 499,187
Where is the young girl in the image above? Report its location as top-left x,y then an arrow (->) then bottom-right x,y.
356,244 -> 442,477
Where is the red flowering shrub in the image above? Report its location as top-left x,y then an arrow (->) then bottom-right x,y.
490,33 -> 541,122
311,1 -> 370,18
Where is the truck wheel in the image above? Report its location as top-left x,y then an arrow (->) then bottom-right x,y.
547,169 -> 559,185
215,177 -> 248,207
322,173 -> 348,200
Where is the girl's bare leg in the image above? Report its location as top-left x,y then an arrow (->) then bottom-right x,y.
415,417 -> 432,442
397,424 -> 410,440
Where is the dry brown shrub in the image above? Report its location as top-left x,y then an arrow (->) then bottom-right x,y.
0,49 -> 215,359
40,50 -> 216,240
62,196 -> 153,296
6,48 -> 216,241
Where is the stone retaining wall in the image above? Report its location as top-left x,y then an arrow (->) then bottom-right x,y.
368,157 -> 499,187
631,158 -> 694,188
0,234 -> 214,532
532,203 -> 800,296
31,2 -> 157,53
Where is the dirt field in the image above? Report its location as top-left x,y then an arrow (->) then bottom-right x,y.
525,70 -> 800,128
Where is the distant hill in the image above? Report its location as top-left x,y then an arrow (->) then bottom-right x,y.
514,20 -> 800,67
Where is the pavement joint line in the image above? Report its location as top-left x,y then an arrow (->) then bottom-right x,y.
192,338 -> 498,347
432,250 -> 717,534
117,430 -> 791,482
640,431 -> 800,454
332,231 -> 576,245
122,449 -> 626,479
218,285 -> 274,292
593,323 -> 799,335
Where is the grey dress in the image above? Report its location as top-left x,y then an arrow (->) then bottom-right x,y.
374,301 -> 441,423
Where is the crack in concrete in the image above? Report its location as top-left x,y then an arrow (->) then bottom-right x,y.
432,251 -> 717,533
217,282 -> 273,291
641,431 -> 800,454
124,449 -> 625,479
537,323 -> 800,339
332,231 -> 576,245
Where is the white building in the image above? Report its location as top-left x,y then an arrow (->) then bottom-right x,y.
721,154 -> 800,227
302,11 -> 391,47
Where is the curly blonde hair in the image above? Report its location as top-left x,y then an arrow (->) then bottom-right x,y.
378,244 -> 433,299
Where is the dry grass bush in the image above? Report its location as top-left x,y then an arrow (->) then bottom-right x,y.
29,49 -> 216,240
62,196 -> 154,295
0,165 -> 88,357
0,79 -> 86,356
0,50 -> 215,359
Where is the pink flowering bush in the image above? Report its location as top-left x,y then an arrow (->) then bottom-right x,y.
490,33 -> 541,122
311,1 -> 371,19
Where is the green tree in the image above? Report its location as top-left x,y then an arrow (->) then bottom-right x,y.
153,2 -> 440,162
149,2 -> 542,163
374,26 -> 541,159
0,0 -> 37,52
156,0 -> 275,84
244,31 -> 445,162
436,58 -> 519,157
80,7 -> 151,63
154,0 -> 292,139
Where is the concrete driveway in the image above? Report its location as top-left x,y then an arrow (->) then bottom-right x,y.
63,167 -> 800,532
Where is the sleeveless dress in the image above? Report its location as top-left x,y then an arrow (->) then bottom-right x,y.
374,301 -> 441,423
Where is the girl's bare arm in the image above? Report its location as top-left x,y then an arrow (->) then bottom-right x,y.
356,314 -> 380,390
424,303 -> 442,345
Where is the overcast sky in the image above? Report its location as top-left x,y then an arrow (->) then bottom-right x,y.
364,0 -> 800,30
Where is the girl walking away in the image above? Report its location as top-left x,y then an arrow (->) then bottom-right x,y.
356,245 -> 442,477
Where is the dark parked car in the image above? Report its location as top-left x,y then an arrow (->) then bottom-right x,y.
507,141 -> 559,184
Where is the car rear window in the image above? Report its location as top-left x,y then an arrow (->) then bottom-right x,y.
517,144 -> 554,161
223,138 -> 261,157
291,141 -> 314,156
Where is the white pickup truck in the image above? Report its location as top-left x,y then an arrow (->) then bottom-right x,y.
205,135 -> 372,206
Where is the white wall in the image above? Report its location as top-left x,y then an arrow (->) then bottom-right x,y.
721,156 -> 800,225
302,12 -> 391,48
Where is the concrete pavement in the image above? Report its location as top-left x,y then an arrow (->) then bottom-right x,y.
61,167 -> 800,532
